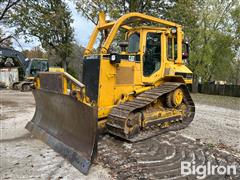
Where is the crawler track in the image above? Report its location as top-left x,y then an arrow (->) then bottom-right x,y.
107,82 -> 195,141
98,133 -> 240,179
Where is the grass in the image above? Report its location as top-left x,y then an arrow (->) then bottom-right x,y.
191,93 -> 240,110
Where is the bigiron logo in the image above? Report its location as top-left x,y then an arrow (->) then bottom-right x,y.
181,161 -> 237,179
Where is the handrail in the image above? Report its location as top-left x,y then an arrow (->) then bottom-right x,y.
63,72 -> 85,88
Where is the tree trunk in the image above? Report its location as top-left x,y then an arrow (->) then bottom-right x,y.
192,75 -> 199,93
62,58 -> 67,71
129,1 -> 138,12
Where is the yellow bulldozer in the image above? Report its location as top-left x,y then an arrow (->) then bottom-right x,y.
26,12 -> 195,174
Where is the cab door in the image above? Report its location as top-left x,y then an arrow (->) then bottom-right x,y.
142,32 -> 165,84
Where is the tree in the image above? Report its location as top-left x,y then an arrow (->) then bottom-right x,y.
166,0 -> 239,87
76,0 -> 240,85
0,0 -> 21,45
67,43 -> 85,80
75,0 -> 176,52
230,4 -> 240,84
0,0 -> 20,21
22,46 -> 47,59
0,29 -> 12,47
75,0 -> 174,24
11,0 -> 74,70
47,43 -> 85,80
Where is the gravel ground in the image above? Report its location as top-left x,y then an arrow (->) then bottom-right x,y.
0,90 -> 111,180
180,93 -> 240,152
0,90 -> 240,179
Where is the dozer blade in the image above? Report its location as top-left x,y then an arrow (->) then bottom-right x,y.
26,89 -> 97,175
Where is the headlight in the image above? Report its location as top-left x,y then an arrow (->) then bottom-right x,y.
110,54 -> 116,61
110,53 -> 120,64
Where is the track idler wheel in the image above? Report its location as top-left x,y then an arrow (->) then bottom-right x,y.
167,88 -> 184,108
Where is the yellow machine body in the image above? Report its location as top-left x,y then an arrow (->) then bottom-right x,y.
26,12 -> 195,175
57,12 -> 192,121
40,13 -> 193,121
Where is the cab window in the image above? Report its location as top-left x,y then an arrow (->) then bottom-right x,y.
167,37 -> 177,60
143,33 -> 161,76
30,60 -> 48,76
128,33 -> 140,53
174,37 -> 177,60
167,38 -> 173,59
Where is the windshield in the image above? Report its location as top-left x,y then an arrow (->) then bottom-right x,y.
128,33 -> 140,53
30,60 -> 48,76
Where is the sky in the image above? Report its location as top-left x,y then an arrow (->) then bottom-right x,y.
12,1 -> 95,51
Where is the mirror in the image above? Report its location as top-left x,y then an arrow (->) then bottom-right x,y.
182,41 -> 190,59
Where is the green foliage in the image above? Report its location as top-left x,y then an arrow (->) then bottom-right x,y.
22,46 -> 47,59
0,0 -> 21,22
0,29 -> 12,47
11,0 -> 74,70
75,0 -> 240,84
210,33 -> 234,80
0,0 -> 21,46
47,43 -> 85,80
67,67 -> 78,79
68,44 -> 85,80
166,0 -> 240,84
3,0 -> 239,84
76,0 -> 173,24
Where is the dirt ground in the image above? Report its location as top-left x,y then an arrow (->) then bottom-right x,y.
0,90 -> 111,179
0,89 -> 240,179
181,93 -> 240,151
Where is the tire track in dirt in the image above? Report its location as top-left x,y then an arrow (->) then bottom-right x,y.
97,132 -> 240,179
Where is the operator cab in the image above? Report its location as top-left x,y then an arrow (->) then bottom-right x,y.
108,27 -> 190,83
114,27 -> 189,63
25,58 -> 49,77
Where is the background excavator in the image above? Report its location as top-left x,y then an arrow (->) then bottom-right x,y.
26,12 -> 195,175
0,47 -> 48,91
